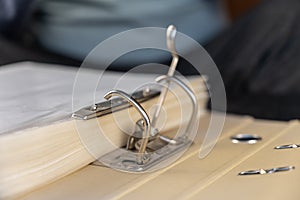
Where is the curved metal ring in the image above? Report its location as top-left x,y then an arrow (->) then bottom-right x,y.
155,75 -> 198,141
104,90 -> 151,164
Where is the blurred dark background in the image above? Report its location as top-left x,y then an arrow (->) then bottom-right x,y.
0,0 -> 262,66
1,0 -> 300,121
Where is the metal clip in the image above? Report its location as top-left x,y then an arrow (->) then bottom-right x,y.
103,90 -> 151,165
72,88 -> 160,120
74,25 -> 200,172
97,75 -> 198,172
238,166 -> 295,176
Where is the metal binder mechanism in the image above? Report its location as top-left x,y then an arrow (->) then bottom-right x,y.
72,87 -> 160,120
97,75 -> 198,172
72,25 -> 200,172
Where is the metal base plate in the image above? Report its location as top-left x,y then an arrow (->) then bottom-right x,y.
92,137 -> 192,172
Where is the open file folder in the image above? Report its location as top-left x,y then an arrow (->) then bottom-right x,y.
1,62 -> 300,200
0,62 -> 208,199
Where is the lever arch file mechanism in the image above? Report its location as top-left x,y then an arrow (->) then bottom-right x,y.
72,25 -> 202,172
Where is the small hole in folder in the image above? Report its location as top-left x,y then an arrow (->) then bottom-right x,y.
231,134 -> 262,144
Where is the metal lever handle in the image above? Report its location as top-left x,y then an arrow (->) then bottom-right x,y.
151,25 -> 179,129
166,25 -> 179,77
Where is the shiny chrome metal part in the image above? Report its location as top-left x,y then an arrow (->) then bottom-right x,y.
166,25 -> 179,77
133,75 -> 198,151
98,136 -> 191,172
238,166 -> 295,176
72,88 -> 160,120
151,25 -> 179,129
81,25 -> 200,172
274,144 -> 300,150
103,90 -> 151,164
156,75 -> 198,140
96,76 -> 198,172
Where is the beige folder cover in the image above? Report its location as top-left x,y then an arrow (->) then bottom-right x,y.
21,114 -> 300,200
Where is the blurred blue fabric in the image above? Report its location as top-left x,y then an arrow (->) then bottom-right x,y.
0,0 -> 228,64
32,0 -> 228,62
